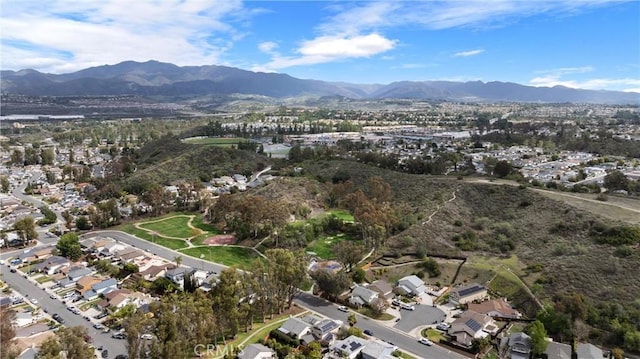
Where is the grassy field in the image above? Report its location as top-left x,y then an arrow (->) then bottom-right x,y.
139,216 -> 194,238
179,246 -> 259,267
328,209 -> 355,222
531,189 -> 640,225
183,137 -> 245,147
191,216 -> 220,234
119,223 -> 188,250
306,233 -> 352,259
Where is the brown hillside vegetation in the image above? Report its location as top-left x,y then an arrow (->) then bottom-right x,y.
295,160 -> 640,306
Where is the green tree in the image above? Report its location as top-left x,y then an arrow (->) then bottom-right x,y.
41,148 -> 55,166
1,308 -> 18,359
493,160 -> 513,178
604,170 -> 629,192
75,216 -> 91,230
0,176 -> 9,193
36,326 -> 94,359
57,232 -> 83,261
310,270 -> 351,301
13,216 -> 38,246
332,240 -> 363,272
527,320 -> 549,356
348,313 -> 357,326
10,149 -> 23,165
624,330 -> 640,353
352,267 -> 366,283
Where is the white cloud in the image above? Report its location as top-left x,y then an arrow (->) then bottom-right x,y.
454,49 -> 485,57
529,75 -> 640,91
254,33 -> 397,71
537,66 -> 595,75
258,41 -> 279,55
0,0 -> 249,73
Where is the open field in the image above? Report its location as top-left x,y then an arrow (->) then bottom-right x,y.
306,233 -> 353,259
531,189 -> 640,225
178,246 -> 259,268
119,223 -> 188,250
183,137 -> 245,146
327,209 -> 355,222
139,216 -> 194,238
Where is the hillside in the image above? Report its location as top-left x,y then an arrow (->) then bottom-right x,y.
128,135 -> 270,186
292,160 -> 640,306
2,60 -> 638,104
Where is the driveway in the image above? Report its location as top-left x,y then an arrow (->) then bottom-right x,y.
394,304 -> 445,333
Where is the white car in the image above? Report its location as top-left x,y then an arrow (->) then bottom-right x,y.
436,322 -> 451,331
30,298 -> 38,304
400,303 -> 415,311
140,334 -> 153,340
418,337 -> 434,346
337,306 -> 349,312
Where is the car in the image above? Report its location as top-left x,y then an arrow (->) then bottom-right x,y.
30,298 -> 38,304
115,355 -> 129,359
400,303 -> 415,311
9,268 -> 16,273
363,329 -> 373,336
102,327 -> 111,333
84,315 -> 91,321
50,294 -> 56,299
418,337 -> 434,346
436,322 -> 451,331
102,349 -> 109,358
140,334 -> 153,340
93,323 -> 104,330
337,306 -> 349,312
112,333 -> 126,339
52,314 -> 65,324
95,312 -> 108,319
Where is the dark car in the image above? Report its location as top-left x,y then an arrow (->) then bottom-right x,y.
112,333 -> 126,339
101,349 -> 109,358
115,355 -> 128,359
52,314 -> 65,324
9,268 -> 16,273
363,329 -> 373,336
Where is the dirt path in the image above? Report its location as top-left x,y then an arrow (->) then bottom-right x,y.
530,188 -> 640,213
422,189 -> 457,225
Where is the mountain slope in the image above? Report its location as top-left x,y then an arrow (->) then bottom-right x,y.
2,60 -> 638,104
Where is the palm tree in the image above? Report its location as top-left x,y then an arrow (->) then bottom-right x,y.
173,255 -> 182,268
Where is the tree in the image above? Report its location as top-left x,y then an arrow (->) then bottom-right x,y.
0,308 -> 17,359
332,241 -> 363,272
173,255 -> 182,267
75,216 -> 91,230
493,160 -> 513,178
37,326 -> 94,359
624,330 -> 640,353
352,267 -> 366,283
348,313 -> 357,326
13,216 -> 38,246
57,232 -> 83,261
10,149 -> 23,165
604,170 -> 629,192
310,270 -> 351,301
0,176 -> 9,193
527,320 -> 549,356
264,249 -> 308,311
612,348 -> 624,359
41,148 -> 55,166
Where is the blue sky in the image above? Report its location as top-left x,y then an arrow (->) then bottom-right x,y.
1,0 -> 639,92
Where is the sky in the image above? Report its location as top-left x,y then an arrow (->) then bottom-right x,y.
1,0 -> 639,92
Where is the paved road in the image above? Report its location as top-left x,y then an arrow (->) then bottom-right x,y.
81,230 -> 228,275
295,293 -> 468,359
0,264 -> 126,358
395,304 -> 445,333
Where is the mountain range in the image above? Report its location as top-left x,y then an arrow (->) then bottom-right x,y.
2,60 -> 638,104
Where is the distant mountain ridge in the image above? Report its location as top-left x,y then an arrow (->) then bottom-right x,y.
2,60 -> 638,104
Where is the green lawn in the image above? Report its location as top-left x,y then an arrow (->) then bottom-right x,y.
139,216 -> 193,238
179,246 -> 258,268
306,233 -> 352,259
191,216 -> 220,234
422,328 -> 446,342
35,275 -> 52,284
119,224 -> 188,250
328,209 -> 355,222
183,137 -> 245,147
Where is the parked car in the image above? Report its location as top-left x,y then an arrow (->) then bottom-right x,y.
363,329 -> 373,336
337,306 -> 349,312
418,337 -> 434,346
112,333 -> 126,339
9,268 -> 16,273
93,323 -> 104,330
30,298 -> 38,304
102,349 -> 109,358
52,313 -> 65,324
140,334 -> 153,340
400,303 -> 415,311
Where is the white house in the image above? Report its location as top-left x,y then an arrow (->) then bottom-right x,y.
238,343 -> 275,359
397,275 -> 426,296
349,285 -> 379,306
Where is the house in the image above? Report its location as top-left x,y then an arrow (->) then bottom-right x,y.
368,280 -> 394,300
576,343 -> 604,359
545,341 -> 571,359
57,267 -> 93,288
361,339 -> 396,359
397,275 -> 426,296
349,285 -> 379,306
449,283 -> 488,305
116,248 -> 146,263
0,296 -> 12,308
35,256 -> 70,275
99,242 -> 126,257
87,278 -> 118,299
138,264 -> 170,281
165,266 -> 190,285
467,298 -> 521,319
310,318 -> 342,342
329,335 -> 368,359
14,312 -> 34,327
32,246 -> 55,260
277,317 -> 310,339
506,332 -> 531,359
448,310 -> 498,347
76,276 -> 103,294
237,343 -> 275,359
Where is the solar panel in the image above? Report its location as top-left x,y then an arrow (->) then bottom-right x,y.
465,319 -> 482,332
